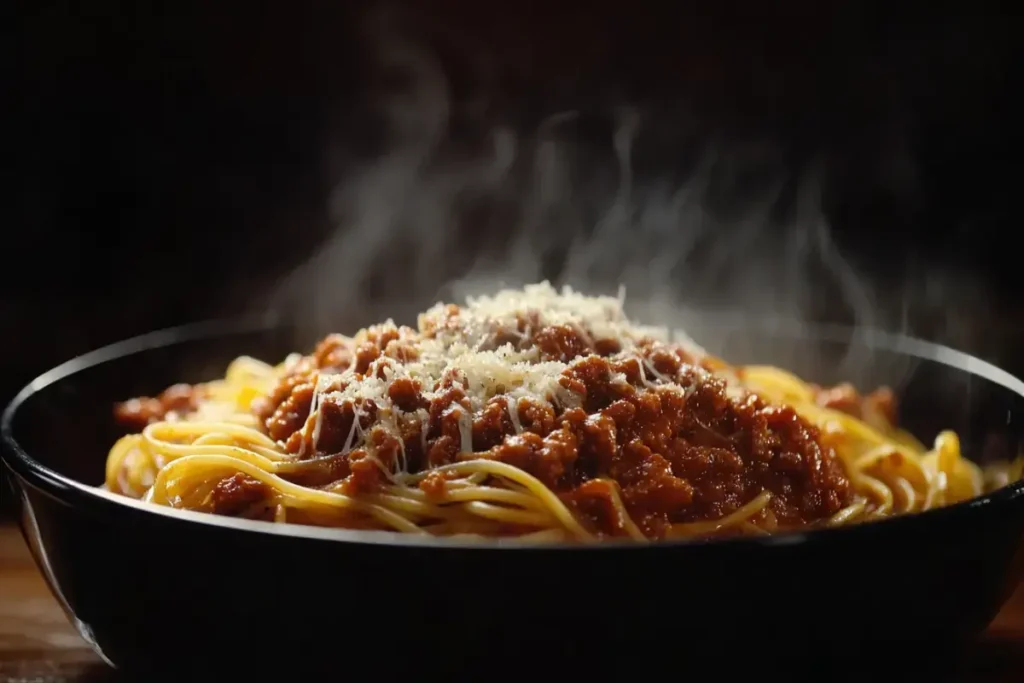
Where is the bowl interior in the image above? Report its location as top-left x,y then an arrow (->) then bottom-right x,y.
4,320 -> 1024,490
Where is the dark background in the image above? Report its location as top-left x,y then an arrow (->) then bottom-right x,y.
6,1 -> 1021,515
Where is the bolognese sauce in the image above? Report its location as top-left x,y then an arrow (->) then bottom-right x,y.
232,293 -> 853,539
108,283 -> 1003,542
114,383 -> 205,431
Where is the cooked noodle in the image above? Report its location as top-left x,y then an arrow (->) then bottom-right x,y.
104,284 -> 1024,543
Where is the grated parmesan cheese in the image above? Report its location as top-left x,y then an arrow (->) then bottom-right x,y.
297,282 -> 714,463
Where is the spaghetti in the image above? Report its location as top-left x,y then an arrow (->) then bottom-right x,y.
105,283 -> 1023,542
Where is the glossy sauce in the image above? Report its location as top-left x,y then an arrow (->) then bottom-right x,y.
238,311 -> 853,538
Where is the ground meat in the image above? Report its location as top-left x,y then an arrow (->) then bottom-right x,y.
114,383 -> 204,430
251,361 -> 316,428
115,292 -> 859,539
516,352 -> 849,537
252,311 -> 854,539
313,334 -> 353,370
535,324 -> 591,362
419,470 -> 454,499
267,380 -> 316,445
209,473 -> 269,516
815,382 -> 898,430
249,322 -> 423,445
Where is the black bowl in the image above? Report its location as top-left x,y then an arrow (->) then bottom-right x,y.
3,318 -> 1024,678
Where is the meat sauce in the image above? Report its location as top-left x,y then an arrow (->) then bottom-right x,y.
114,383 -> 205,431
233,311 -> 854,539
813,382 -> 898,431
113,296 -> 880,538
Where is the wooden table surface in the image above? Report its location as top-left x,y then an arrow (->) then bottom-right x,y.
2,523 -> 1024,682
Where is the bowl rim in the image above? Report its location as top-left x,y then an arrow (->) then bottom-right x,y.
3,315 -> 1024,552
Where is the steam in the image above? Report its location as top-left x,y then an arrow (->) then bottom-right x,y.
269,6 -> 994,392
